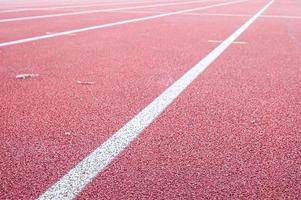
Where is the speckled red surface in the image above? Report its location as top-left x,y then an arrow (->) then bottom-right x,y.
0,2 -> 163,19
1,0 -> 300,199
77,10 -> 301,200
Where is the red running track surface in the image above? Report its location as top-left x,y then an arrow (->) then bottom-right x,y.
0,0 -> 300,199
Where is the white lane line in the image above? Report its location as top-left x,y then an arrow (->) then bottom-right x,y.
261,14 -> 301,19
37,1 -> 274,199
99,9 -> 301,19
104,10 -> 301,19
198,13 -> 253,17
196,13 -> 301,19
0,0 -> 247,47
208,39 -> 248,44
0,0 -> 217,23
45,32 -> 76,36
0,0 -> 175,13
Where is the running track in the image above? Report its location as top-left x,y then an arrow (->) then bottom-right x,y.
1,0 -> 301,199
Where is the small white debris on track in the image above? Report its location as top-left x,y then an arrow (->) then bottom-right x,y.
16,74 -> 39,79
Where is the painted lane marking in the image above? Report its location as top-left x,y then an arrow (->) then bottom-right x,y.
0,0 -> 216,23
208,39 -> 248,44
0,0 -> 247,47
37,1 -> 274,199
104,10 -> 301,19
261,14 -> 301,19
197,13 -> 301,19
45,32 -> 76,36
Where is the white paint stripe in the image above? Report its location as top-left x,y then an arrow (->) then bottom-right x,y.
0,0 -> 175,13
208,39 -> 248,44
45,32 -> 76,36
105,10 -> 168,15
196,13 -> 301,19
98,10 -> 301,19
198,13 -> 252,17
0,0 -> 215,23
261,14 -> 301,19
0,0 -> 247,47
37,1 -> 274,199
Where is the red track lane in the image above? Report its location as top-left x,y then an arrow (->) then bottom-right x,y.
0,2 -> 155,19
0,12 -> 150,42
0,0 -> 135,10
0,0 -> 185,19
0,0 -> 178,9
77,1 -> 301,199
0,0 -> 231,42
110,0 -> 226,12
0,11 -> 79,20
191,0 -> 266,14
0,10 -> 248,199
264,0 -> 301,16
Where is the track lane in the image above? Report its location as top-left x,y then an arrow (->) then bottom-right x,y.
0,0 -> 246,45
0,1 -> 226,38
0,0 -> 164,11
36,0 -> 275,198
0,0 -> 215,21
0,1 -> 175,19
191,0 -> 263,14
76,1 -> 301,199
0,6 -> 250,199
0,12 -> 149,42
264,0 -> 301,15
192,0 -> 301,15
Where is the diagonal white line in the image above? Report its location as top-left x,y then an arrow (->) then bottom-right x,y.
0,0 -> 247,47
37,0 -> 274,199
